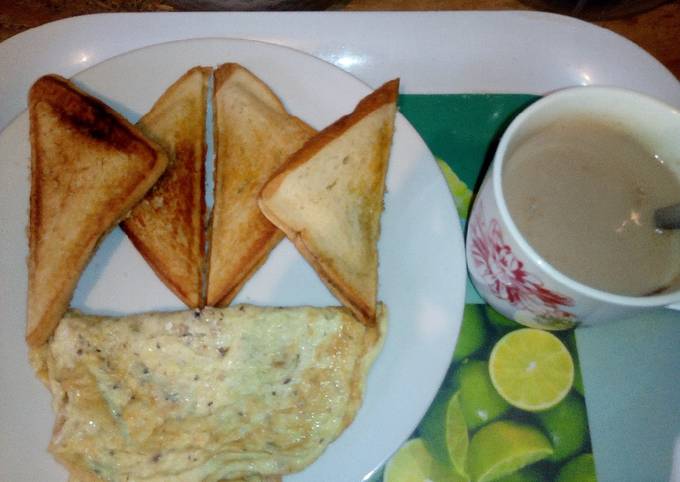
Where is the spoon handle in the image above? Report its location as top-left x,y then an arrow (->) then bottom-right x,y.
654,202 -> 680,230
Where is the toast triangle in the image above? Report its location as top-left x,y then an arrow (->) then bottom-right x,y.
206,63 -> 316,306
258,79 -> 399,325
26,75 -> 169,346
122,67 -> 210,308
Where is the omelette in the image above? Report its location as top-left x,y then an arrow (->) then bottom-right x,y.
30,304 -> 386,481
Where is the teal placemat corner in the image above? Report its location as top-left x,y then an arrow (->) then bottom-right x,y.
398,93 -> 537,189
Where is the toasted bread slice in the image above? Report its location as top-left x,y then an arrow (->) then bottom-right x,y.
121,67 -> 210,308
26,75 -> 169,346
206,64 -> 316,306
259,79 -> 399,325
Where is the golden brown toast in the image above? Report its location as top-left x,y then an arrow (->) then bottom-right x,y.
258,79 -> 399,325
206,63 -> 316,306
26,75 -> 169,347
122,67 -> 210,308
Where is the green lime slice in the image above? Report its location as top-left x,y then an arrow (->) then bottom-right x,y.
454,360 -> 510,430
420,389 -> 469,475
453,305 -> 488,362
536,393 -> 588,462
384,438 -> 469,482
485,305 -> 522,331
556,453 -> 597,482
436,158 -> 473,220
489,329 -> 574,412
468,421 -> 553,482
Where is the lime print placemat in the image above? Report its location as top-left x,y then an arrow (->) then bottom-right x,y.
368,94 -> 596,482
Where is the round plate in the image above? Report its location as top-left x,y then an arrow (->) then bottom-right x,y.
0,38 -> 466,481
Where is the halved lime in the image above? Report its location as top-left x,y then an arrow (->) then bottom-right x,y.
453,305 -> 488,362
454,360 -> 510,430
420,389 -> 469,475
556,453 -> 596,482
489,329 -> 574,411
468,421 -> 553,482
437,158 -> 473,220
536,393 -> 588,462
384,438 -> 469,482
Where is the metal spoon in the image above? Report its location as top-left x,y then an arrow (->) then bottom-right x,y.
654,202 -> 680,230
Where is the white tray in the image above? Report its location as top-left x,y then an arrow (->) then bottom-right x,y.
1,11 -> 680,482
1,11 -> 680,131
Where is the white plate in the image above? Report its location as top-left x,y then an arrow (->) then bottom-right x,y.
0,38 -> 466,482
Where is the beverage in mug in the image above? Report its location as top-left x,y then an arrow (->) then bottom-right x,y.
503,116 -> 680,297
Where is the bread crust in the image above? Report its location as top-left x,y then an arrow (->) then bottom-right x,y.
259,79 -> 399,325
26,75 -> 169,346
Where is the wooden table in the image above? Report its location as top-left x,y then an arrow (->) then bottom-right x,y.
1,0 -> 679,80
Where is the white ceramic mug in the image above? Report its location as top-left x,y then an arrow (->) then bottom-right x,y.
466,86 -> 680,329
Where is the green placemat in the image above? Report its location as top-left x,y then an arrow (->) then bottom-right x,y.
368,94 -> 595,482
398,94 -> 536,190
